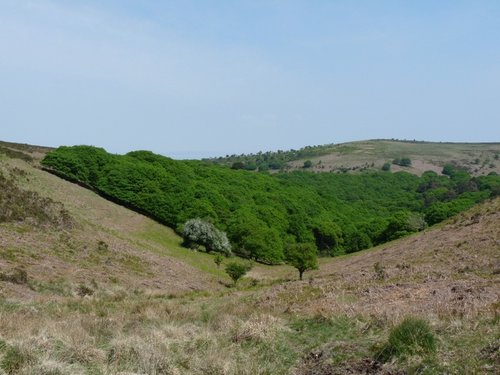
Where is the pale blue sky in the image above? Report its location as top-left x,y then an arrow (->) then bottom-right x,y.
1,1 -> 499,158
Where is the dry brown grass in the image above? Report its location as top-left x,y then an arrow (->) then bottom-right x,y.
0,291 -> 298,374
258,198 -> 500,325
1,143 -> 500,374
285,140 -> 500,176
0,157 -> 221,301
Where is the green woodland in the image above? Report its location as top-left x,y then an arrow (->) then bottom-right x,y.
41,146 -> 500,264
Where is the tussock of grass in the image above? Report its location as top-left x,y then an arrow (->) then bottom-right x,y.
375,317 -> 436,362
0,268 -> 28,285
0,345 -> 34,374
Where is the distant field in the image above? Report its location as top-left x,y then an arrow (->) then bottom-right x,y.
285,140 -> 500,176
204,139 -> 500,176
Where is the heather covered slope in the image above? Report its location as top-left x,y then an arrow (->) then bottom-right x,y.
260,197 -> 500,319
0,155 -> 223,299
0,142 -> 499,374
41,145 -> 500,264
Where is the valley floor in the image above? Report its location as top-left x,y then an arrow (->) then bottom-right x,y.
0,155 -> 499,374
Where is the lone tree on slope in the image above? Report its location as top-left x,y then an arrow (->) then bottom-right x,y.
224,261 -> 252,285
286,243 -> 318,280
182,218 -> 232,256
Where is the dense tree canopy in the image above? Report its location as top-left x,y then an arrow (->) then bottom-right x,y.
42,146 -> 499,263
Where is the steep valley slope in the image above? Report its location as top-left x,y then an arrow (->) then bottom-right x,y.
0,152 -> 223,299
0,142 -> 499,374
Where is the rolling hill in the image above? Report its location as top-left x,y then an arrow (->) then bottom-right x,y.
208,139 -> 500,177
0,140 -> 499,374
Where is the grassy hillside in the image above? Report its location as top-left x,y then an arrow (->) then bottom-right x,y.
208,139 -> 500,177
0,141 -> 498,373
0,152 -> 227,300
40,145 -> 499,265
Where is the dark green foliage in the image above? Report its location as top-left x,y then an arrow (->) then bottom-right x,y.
207,143 -> 337,171
312,220 -> 343,255
401,157 -> 412,167
381,162 -> 391,171
286,243 -> 318,280
244,162 -> 258,171
376,317 -> 436,362
393,157 -> 412,167
213,254 -> 224,268
268,160 -> 284,170
344,228 -> 372,253
41,146 -> 500,262
231,162 -> 245,170
225,261 -> 252,285
303,160 -> 312,168
442,164 -> 455,176
378,211 -> 426,242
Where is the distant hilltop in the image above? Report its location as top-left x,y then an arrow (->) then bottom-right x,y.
205,139 -> 500,177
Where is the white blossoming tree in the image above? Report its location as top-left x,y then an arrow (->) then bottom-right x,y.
182,218 -> 232,256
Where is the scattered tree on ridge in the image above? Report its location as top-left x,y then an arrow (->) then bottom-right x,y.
393,157 -> 412,167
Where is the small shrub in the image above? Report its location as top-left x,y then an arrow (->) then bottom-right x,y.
76,284 -> 94,297
213,254 -> 224,269
225,261 -> 252,285
0,345 -> 32,374
303,160 -> 313,168
376,317 -> 436,362
393,157 -> 412,167
373,262 -> 387,280
97,240 -> 109,252
0,268 -> 28,284
382,162 -> 391,171
231,161 -> 245,170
